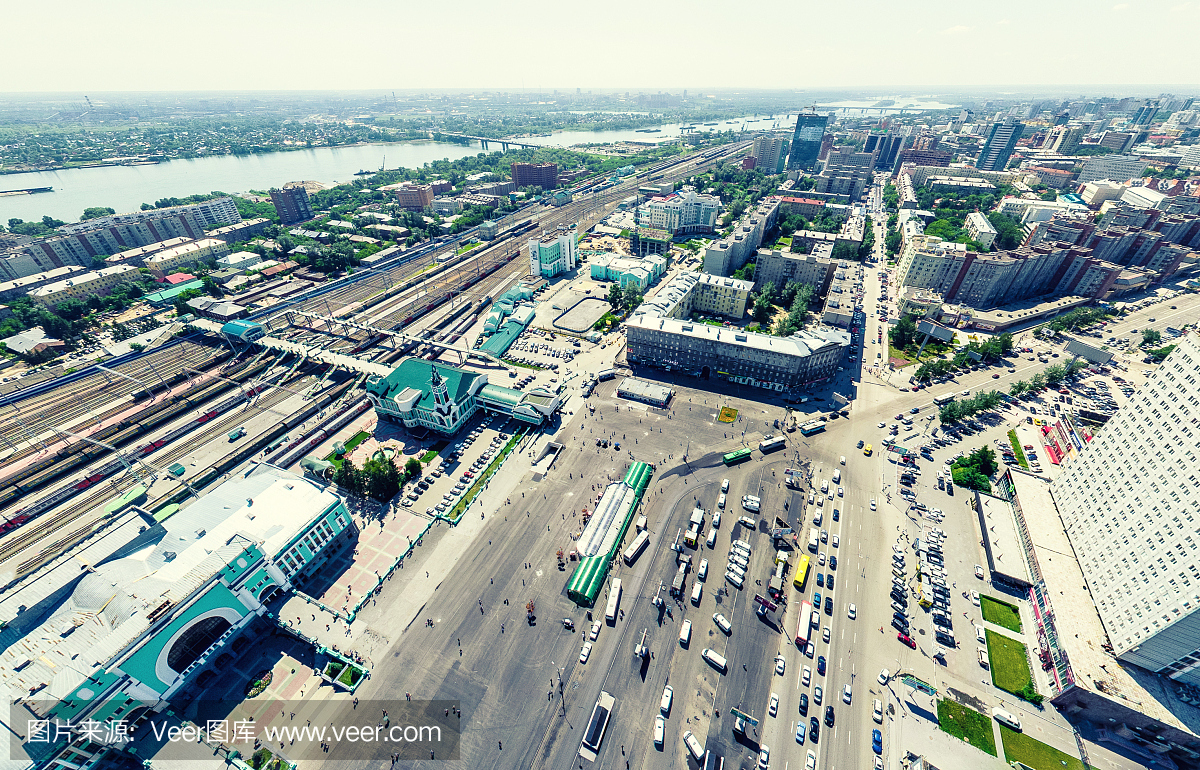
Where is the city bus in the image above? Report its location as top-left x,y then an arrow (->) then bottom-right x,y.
759,436 -> 787,453
605,579 -> 622,623
622,531 -> 650,565
933,394 -> 956,406
723,447 -> 753,466
800,421 -> 826,436
795,600 -> 814,647
792,554 -> 811,590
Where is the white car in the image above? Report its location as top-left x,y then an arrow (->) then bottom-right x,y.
758,745 -> 770,769
589,621 -> 601,640
769,692 -> 779,716
661,685 -> 673,714
713,613 -> 732,634
847,603 -> 856,619
878,668 -> 890,685
807,750 -> 817,770
971,590 -> 980,606
721,478 -> 730,492
802,665 -> 812,685
838,487 -> 843,497
818,552 -> 826,566
975,564 -> 985,579
873,699 -> 883,723
843,683 -> 853,704
654,714 -> 665,744
579,642 -> 592,663
870,499 -> 877,511
774,655 -> 786,675
832,534 -> 840,548
823,626 -> 831,643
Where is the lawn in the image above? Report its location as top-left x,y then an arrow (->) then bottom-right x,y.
887,342 -> 915,367
718,406 -> 738,423
1000,725 -> 1090,770
1007,430 -> 1029,469
986,629 -> 1033,696
981,595 -> 1023,633
936,699 -> 997,757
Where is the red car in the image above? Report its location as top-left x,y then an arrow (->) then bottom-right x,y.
898,633 -> 917,649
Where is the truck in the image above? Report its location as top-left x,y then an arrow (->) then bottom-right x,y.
807,528 -> 819,553
228,426 -> 246,441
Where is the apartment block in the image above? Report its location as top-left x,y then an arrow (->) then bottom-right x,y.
752,249 -> 836,295
820,262 -> 858,328
269,186 -> 314,224
703,198 -> 780,276
626,272 -> 848,391
144,238 -> 230,279
207,217 -> 271,243
105,236 -> 195,266
395,184 -> 435,211
0,266 -> 86,302
511,162 -> 558,189
429,179 -> 453,195
636,190 -> 720,235
1051,335 -> 1200,685
29,265 -> 141,307
751,135 -> 787,174
1078,154 -> 1149,184
975,119 -> 1025,171
0,198 -> 241,281
1080,180 -> 1126,208
965,212 -> 998,250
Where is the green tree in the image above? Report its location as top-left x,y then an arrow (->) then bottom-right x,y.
1010,380 -> 1029,397
1142,329 -> 1162,347
1147,344 -> 1177,362
966,445 -> 998,476
997,332 -> 1015,354
202,275 -> 222,297
1029,371 -> 1047,390
751,286 -> 774,324
80,206 -> 116,221
54,299 -> 89,321
404,457 -> 423,480
1044,364 -> 1065,385
622,284 -> 643,313
890,314 -> 918,350
606,283 -> 624,310
334,459 -> 362,496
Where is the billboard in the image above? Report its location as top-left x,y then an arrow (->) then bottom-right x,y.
1064,339 -> 1113,365
917,320 -> 957,342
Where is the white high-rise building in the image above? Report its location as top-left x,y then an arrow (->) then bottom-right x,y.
1051,335 -> 1200,684
528,226 -> 578,278
636,190 -> 720,236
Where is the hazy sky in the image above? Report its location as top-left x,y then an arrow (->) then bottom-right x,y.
4,0 -> 1199,93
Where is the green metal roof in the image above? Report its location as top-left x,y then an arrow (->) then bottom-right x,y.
566,555 -> 610,606
143,279 -> 205,304
478,383 -> 523,407
479,319 -> 525,357
366,357 -> 481,412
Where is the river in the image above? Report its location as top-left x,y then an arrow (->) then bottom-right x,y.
0,114 -> 791,224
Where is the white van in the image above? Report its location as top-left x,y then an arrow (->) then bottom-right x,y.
682,730 -> 705,761
975,624 -> 986,643
698,559 -> 709,581
679,619 -> 692,645
832,469 -> 841,484
725,571 -> 744,589
738,515 -> 757,529
726,562 -> 747,580
701,648 -> 728,672
992,707 -> 1021,731
741,496 -> 760,512
732,540 -> 752,555
717,492 -> 726,509
705,529 -> 718,548
691,582 -> 704,605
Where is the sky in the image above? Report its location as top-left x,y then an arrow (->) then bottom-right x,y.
4,0 -> 1200,93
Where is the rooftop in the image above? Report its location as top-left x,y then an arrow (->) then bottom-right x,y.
365,357 -> 483,413
976,490 -> 1034,586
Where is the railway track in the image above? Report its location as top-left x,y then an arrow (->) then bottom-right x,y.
0,341 -> 220,453
0,380 -> 302,577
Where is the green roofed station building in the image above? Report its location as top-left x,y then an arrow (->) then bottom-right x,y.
567,462 -> 654,605
365,357 -> 562,435
0,465 -> 355,770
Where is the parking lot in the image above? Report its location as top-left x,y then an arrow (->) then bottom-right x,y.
397,413 -> 514,517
